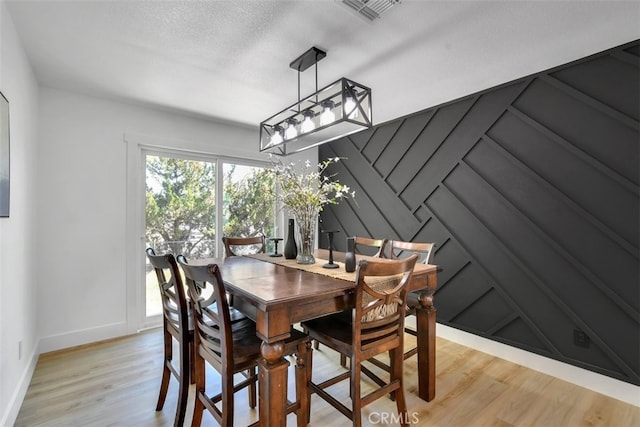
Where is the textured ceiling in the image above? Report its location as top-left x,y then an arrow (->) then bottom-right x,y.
5,0 -> 640,129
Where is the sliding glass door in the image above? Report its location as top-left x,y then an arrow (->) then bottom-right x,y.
143,150 -> 274,318
144,153 -> 216,316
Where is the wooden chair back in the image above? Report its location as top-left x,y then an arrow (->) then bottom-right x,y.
353,254 -> 418,356
146,248 -> 189,338
222,235 -> 266,257
388,240 -> 435,264
176,256 -> 232,373
353,236 -> 388,258
145,247 -> 191,426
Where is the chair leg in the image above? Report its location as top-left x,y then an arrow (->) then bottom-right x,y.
191,350 -> 205,427
295,340 -> 311,427
351,357 -> 362,427
388,349 -> 397,401
306,340 -> 314,422
156,329 -> 172,411
391,346 -> 409,427
221,365 -> 235,426
174,337 -> 189,427
248,368 -> 257,409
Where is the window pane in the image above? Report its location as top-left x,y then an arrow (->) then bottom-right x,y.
223,163 -> 275,250
145,155 -> 216,316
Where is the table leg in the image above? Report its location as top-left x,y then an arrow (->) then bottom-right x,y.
258,340 -> 289,427
416,290 -> 436,401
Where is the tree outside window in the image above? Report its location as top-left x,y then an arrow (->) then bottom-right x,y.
223,164 -> 275,239
146,156 -> 217,257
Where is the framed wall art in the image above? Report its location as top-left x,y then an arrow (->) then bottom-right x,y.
0,91 -> 9,217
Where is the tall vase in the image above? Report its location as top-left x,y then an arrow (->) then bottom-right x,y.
344,236 -> 356,272
284,218 -> 297,259
295,206 -> 318,264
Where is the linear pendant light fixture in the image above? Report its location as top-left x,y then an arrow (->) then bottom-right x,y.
260,47 -> 372,156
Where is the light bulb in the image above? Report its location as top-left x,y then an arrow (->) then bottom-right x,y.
270,126 -> 283,145
284,118 -> 298,140
345,92 -> 359,119
300,110 -> 315,133
320,100 -> 335,126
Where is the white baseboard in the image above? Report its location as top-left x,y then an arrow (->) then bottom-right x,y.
38,321 -> 129,354
0,345 -> 38,427
436,323 -> 640,407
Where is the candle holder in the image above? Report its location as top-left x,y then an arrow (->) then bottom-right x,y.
269,237 -> 283,257
322,230 -> 340,269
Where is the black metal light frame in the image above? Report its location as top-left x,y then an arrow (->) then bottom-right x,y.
260,47 -> 372,156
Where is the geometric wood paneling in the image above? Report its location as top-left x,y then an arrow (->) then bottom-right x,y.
320,39 -> 640,385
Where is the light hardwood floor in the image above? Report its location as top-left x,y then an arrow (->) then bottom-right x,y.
15,327 -> 639,426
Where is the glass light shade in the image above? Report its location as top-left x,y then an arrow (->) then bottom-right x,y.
284,118 -> 298,140
270,126 -> 284,145
300,110 -> 315,133
345,94 -> 359,119
320,101 -> 335,126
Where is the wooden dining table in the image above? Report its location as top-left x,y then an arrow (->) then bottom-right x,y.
196,252 -> 439,427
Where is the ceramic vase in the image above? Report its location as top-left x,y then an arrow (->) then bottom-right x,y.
344,236 -> 356,272
284,218 -> 297,259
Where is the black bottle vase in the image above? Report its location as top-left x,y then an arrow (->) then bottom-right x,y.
344,236 -> 356,272
284,218 -> 298,259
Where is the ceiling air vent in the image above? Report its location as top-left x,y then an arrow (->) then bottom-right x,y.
342,0 -> 400,21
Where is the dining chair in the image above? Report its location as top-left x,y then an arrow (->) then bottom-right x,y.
367,240 -> 436,374
301,255 -> 419,427
331,236 -> 389,366
353,236 -> 388,258
145,248 -> 193,427
176,256 -> 311,427
221,235 -> 266,257
221,235 -> 266,311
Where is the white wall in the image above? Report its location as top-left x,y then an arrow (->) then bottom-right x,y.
35,87 -> 270,352
0,1 -> 40,425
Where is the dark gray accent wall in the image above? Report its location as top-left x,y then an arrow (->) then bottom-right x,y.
319,40 -> 639,385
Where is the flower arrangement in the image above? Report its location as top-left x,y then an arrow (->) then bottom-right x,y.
270,156 -> 354,263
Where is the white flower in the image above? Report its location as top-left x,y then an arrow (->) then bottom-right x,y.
268,155 -> 354,215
